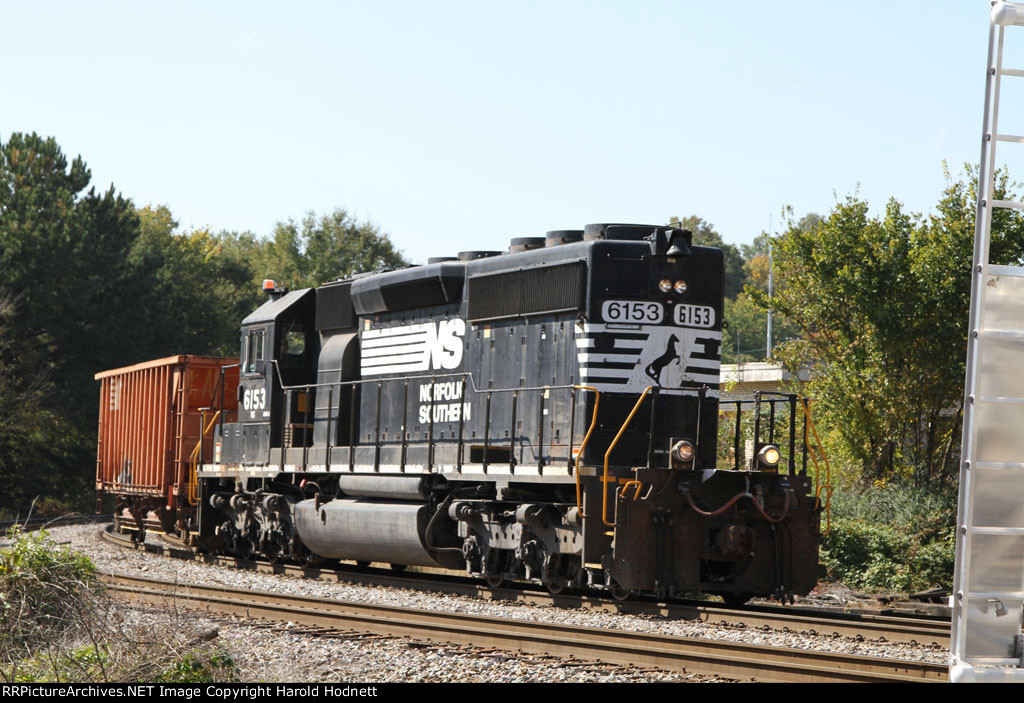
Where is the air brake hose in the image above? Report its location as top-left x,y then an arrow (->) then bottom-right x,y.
684,490 -> 791,524
424,493 -> 465,554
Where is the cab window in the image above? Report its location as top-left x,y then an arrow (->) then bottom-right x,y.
284,328 -> 305,357
245,328 -> 265,374
278,322 -> 306,368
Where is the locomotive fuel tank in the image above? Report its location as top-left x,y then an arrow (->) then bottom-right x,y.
293,498 -> 460,569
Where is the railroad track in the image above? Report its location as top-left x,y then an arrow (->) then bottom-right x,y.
103,573 -> 946,683
100,525 -> 952,649
1,514 -> 112,533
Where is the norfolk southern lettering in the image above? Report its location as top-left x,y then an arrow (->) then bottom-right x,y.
418,380 -> 471,423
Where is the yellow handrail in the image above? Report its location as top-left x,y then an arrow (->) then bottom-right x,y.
572,385 -> 600,518
188,410 -> 221,506
603,386 -> 654,527
799,397 -> 833,535
621,479 -> 643,501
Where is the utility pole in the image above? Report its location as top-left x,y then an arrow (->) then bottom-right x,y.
766,215 -> 774,361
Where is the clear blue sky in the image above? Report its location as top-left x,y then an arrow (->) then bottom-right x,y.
0,1 -> 1006,265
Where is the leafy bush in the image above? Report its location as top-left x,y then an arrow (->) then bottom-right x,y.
0,527 -> 244,683
7,645 -> 110,683
0,526 -> 100,653
154,650 -> 239,683
6,637 -> 240,683
820,482 -> 957,593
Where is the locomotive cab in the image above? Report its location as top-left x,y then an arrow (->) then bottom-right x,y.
226,286 -> 318,464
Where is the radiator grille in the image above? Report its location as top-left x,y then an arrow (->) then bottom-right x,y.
468,261 -> 587,322
315,282 -> 355,331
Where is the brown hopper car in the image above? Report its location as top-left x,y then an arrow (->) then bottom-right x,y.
95,355 -> 238,537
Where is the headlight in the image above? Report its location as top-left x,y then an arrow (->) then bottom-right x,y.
674,280 -> 687,294
658,279 -> 672,293
757,445 -> 781,469
671,440 -> 695,466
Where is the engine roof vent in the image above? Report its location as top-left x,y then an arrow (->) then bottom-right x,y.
457,250 -> 502,261
583,223 -> 657,241
508,237 -> 545,253
427,256 -> 457,264
544,230 -> 584,247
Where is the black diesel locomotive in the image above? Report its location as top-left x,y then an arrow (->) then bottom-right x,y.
189,223 -> 819,602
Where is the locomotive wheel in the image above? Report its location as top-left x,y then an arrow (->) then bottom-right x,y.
390,563 -> 407,573
485,573 -> 504,588
301,552 -> 325,568
721,592 -> 753,607
545,581 -> 565,595
355,561 -> 371,568
263,541 -> 284,564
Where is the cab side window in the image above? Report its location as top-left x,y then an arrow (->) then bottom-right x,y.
245,328 -> 265,374
285,327 -> 305,357
279,323 -> 306,376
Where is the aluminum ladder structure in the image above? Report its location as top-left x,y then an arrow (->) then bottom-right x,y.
950,0 -> 1024,683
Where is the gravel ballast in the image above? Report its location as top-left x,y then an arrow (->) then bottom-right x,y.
29,525 -> 947,681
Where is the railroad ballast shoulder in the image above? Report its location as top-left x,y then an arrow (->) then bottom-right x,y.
96,223 -> 821,602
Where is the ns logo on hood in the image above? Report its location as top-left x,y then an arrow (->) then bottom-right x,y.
360,319 -> 466,376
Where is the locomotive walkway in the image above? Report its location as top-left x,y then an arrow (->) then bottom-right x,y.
103,573 -> 947,683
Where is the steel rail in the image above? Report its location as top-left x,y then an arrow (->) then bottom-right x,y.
0,514 -> 112,533
103,573 -> 946,683
99,525 -> 950,648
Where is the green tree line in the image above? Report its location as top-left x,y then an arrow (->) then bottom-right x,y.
0,133 -> 406,515
0,130 -> 1006,518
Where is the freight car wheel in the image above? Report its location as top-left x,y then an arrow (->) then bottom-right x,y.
609,583 -> 633,601
485,574 -> 504,588
545,581 -> 565,595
